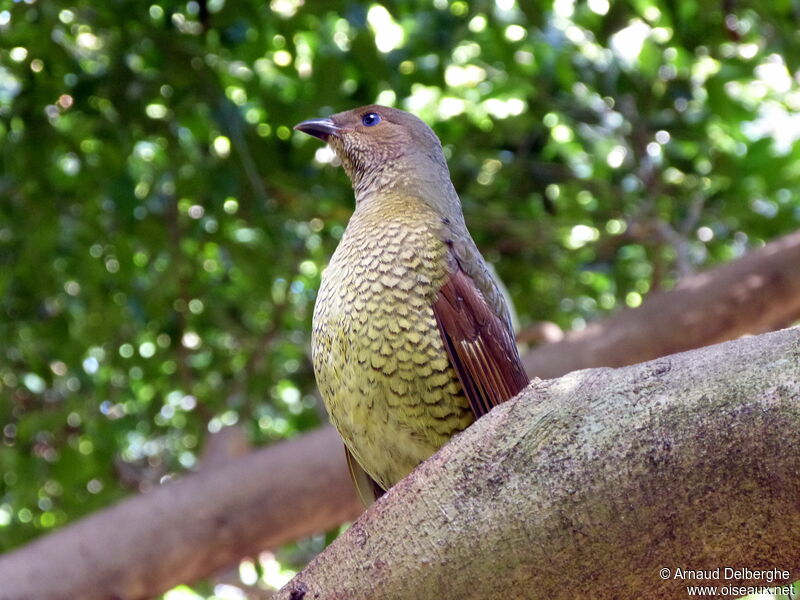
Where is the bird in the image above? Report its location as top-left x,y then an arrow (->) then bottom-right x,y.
295,105 -> 529,505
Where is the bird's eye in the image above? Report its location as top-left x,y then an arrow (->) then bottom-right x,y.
361,112 -> 381,127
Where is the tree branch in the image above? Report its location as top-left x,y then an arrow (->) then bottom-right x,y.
278,326 -> 800,600
2,232 -> 799,599
0,427 -> 361,600
524,229 -> 800,378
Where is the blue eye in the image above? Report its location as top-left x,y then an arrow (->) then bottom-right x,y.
361,112 -> 381,127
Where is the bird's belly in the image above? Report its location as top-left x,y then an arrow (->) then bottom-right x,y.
312,236 -> 473,489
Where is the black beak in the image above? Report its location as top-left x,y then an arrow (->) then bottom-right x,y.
294,118 -> 340,142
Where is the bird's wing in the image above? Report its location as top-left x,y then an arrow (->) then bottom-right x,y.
345,445 -> 385,507
432,266 -> 529,418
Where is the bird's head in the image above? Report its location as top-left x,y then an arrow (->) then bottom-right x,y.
294,105 -> 451,200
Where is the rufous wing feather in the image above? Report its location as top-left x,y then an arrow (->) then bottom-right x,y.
433,267 -> 529,418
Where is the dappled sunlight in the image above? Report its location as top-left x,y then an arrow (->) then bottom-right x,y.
1,0 -> 799,597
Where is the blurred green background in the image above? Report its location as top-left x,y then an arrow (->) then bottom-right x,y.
2,0 -> 800,597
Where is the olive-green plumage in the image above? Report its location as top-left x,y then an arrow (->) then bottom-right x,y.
295,105 -> 527,504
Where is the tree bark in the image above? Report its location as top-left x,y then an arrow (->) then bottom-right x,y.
0,427 -> 361,600
278,326 -> 800,600
523,229 -> 800,378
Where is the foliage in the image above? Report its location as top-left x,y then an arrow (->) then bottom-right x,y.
1,0 -> 799,594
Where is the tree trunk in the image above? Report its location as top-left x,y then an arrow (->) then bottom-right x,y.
278,327 -> 800,600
